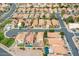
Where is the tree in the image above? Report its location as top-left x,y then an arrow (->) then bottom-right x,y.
51,5 -> 54,9
43,15 -> 46,19
44,31 -> 47,38
60,32 -> 64,36
60,32 -> 64,38
21,22 -> 25,27
66,16 -> 74,24
50,12 -> 57,20
58,3 -> 62,8
64,5 -> 68,9
43,53 -> 48,56
61,10 -> 65,16
18,43 -> 25,50
74,5 -> 78,9
49,29 -> 54,32
60,5 -> 64,8
67,4 -> 71,8
45,5 -> 49,8
76,16 -> 79,22
30,5 -> 34,8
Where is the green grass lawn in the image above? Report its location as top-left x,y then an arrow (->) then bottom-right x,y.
0,19 -> 14,47
0,19 -> 12,31
0,38 -> 15,47
0,32 -> 15,47
0,32 -> 4,41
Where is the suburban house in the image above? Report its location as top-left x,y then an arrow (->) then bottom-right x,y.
68,23 -> 79,30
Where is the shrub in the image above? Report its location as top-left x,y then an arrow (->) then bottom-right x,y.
60,32 -> 64,36
44,31 -> 47,38
49,29 -> 54,32
65,16 -> 74,24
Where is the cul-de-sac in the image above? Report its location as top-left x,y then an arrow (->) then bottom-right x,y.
0,3 -> 79,56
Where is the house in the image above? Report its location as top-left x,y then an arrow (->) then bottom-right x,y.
15,32 -> 35,46
51,19 -> 59,28
49,8 -> 54,13
15,32 -> 27,45
12,13 -> 18,18
25,32 -> 35,44
25,19 -> 32,26
36,32 -> 44,42
47,32 -> 68,56
32,19 -> 38,27
11,19 -> 18,28
17,8 -> 26,13
46,20 -> 52,28
35,32 -> 44,47
68,23 -> 79,29
38,19 -> 45,27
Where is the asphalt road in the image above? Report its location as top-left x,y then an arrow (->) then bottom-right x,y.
70,9 -> 79,37
0,3 -> 16,23
5,28 -> 61,38
1,4 -> 79,56
0,48 -> 12,56
56,10 -> 79,56
75,33 -> 79,36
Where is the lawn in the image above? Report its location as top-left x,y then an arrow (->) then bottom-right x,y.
0,32 -> 15,47
0,32 -> 4,41
0,19 -> 12,31
0,19 -> 14,47
0,38 -> 15,47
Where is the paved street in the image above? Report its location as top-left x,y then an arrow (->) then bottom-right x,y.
0,3 -> 79,56
4,7 -> 79,56
56,10 -> 79,56
74,33 -> 79,36
0,3 -> 16,23
0,48 -> 12,56
5,28 -> 61,38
